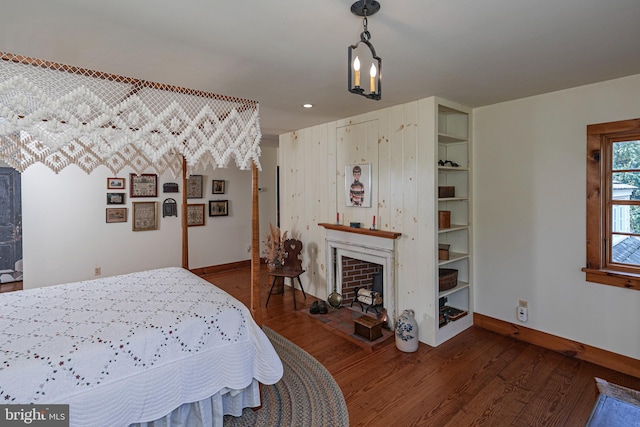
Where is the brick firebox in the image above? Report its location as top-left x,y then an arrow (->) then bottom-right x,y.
341,256 -> 382,305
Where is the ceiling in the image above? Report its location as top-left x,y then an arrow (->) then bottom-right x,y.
2,1 -> 639,146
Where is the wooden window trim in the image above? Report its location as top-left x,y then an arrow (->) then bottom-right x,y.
583,118 -> 640,290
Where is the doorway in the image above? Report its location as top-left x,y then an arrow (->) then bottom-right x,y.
0,167 -> 23,285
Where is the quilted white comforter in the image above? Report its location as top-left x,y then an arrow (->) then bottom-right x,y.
0,267 -> 283,426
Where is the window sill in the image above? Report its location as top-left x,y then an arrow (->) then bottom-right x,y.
582,268 -> 640,291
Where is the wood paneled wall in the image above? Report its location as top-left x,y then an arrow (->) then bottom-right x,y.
278,98 -> 443,344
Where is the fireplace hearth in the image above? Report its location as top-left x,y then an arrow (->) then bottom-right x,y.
319,223 -> 401,329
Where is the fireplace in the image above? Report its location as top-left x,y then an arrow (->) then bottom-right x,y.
319,224 -> 401,329
339,256 -> 383,306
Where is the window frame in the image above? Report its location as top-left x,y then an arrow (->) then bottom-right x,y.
583,118 -> 640,290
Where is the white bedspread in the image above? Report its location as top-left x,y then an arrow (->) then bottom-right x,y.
0,267 -> 283,426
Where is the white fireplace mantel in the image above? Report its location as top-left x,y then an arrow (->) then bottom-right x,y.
319,223 -> 401,329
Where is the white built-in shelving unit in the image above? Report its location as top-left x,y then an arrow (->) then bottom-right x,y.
434,99 -> 473,345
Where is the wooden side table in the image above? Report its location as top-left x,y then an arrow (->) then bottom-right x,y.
265,267 -> 307,310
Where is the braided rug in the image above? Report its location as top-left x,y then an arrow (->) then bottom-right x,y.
224,326 -> 349,426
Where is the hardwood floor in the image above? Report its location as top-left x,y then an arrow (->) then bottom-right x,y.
203,267 -> 640,427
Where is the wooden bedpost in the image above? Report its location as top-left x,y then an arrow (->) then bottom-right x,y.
251,162 -> 263,325
181,157 -> 189,269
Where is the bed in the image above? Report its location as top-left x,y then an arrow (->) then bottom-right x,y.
0,267 -> 283,426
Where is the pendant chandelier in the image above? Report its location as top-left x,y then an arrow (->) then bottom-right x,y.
348,0 -> 382,101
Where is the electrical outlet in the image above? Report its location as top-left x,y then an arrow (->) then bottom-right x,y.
94,267 -> 101,276
517,300 -> 528,322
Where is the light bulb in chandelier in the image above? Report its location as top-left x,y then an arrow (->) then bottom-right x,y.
354,56 -> 361,87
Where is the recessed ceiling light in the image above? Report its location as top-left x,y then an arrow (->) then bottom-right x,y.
302,103 -> 313,108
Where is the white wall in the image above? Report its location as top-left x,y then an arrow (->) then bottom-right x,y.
473,74 -> 640,359
21,149 -> 279,288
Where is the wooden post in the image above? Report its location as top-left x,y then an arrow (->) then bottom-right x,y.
181,157 -> 189,269
251,162 -> 263,325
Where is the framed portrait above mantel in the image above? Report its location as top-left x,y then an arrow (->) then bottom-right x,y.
130,173 -> 158,198
345,163 -> 372,207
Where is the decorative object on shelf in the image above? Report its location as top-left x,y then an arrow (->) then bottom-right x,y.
438,268 -> 458,291
370,215 -> 376,230
107,177 -> 125,189
345,163 -> 372,207
212,179 -> 225,194
162,198 -> 178,217
348,0 -> 382,100
208,200 -> 229,217
438,160 -> 460,167
438,244 -> 450,261
395,309 -> 419,352
349,222 -> 361,228
438,186 -> 455,198
130,173 -> 158,198
186,175 -> 203,199
263,223 -> 288,271
163,182 -> 179,193
187,203 -> 205,226
440,305 -> 468,325
438,210 -> 451,228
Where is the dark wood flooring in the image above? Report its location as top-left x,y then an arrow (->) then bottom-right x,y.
203,266 -> 640,427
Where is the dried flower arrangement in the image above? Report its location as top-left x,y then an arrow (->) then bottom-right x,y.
263,223 -> 288,268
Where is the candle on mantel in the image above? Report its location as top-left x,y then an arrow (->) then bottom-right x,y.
354,56 -> 361,87
373,215 -> 376,228
336,212 -> 340,224
370,63 -> 377,93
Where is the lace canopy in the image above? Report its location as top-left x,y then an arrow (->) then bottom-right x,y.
0,53 -> 262,176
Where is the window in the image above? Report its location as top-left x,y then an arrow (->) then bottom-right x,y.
584,118 -> 640,290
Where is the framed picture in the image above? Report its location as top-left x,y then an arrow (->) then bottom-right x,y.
106,207 -> 127,223
345,163 -> 372,208
130,173 -> 158,198
212,179 -> 225,194
132,201 -> 158,231
209,200 -> 229,217
187,203 -> 205,226
106,192 -> 125,205
107,177 -> 125,189
186,175 -> 203,199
